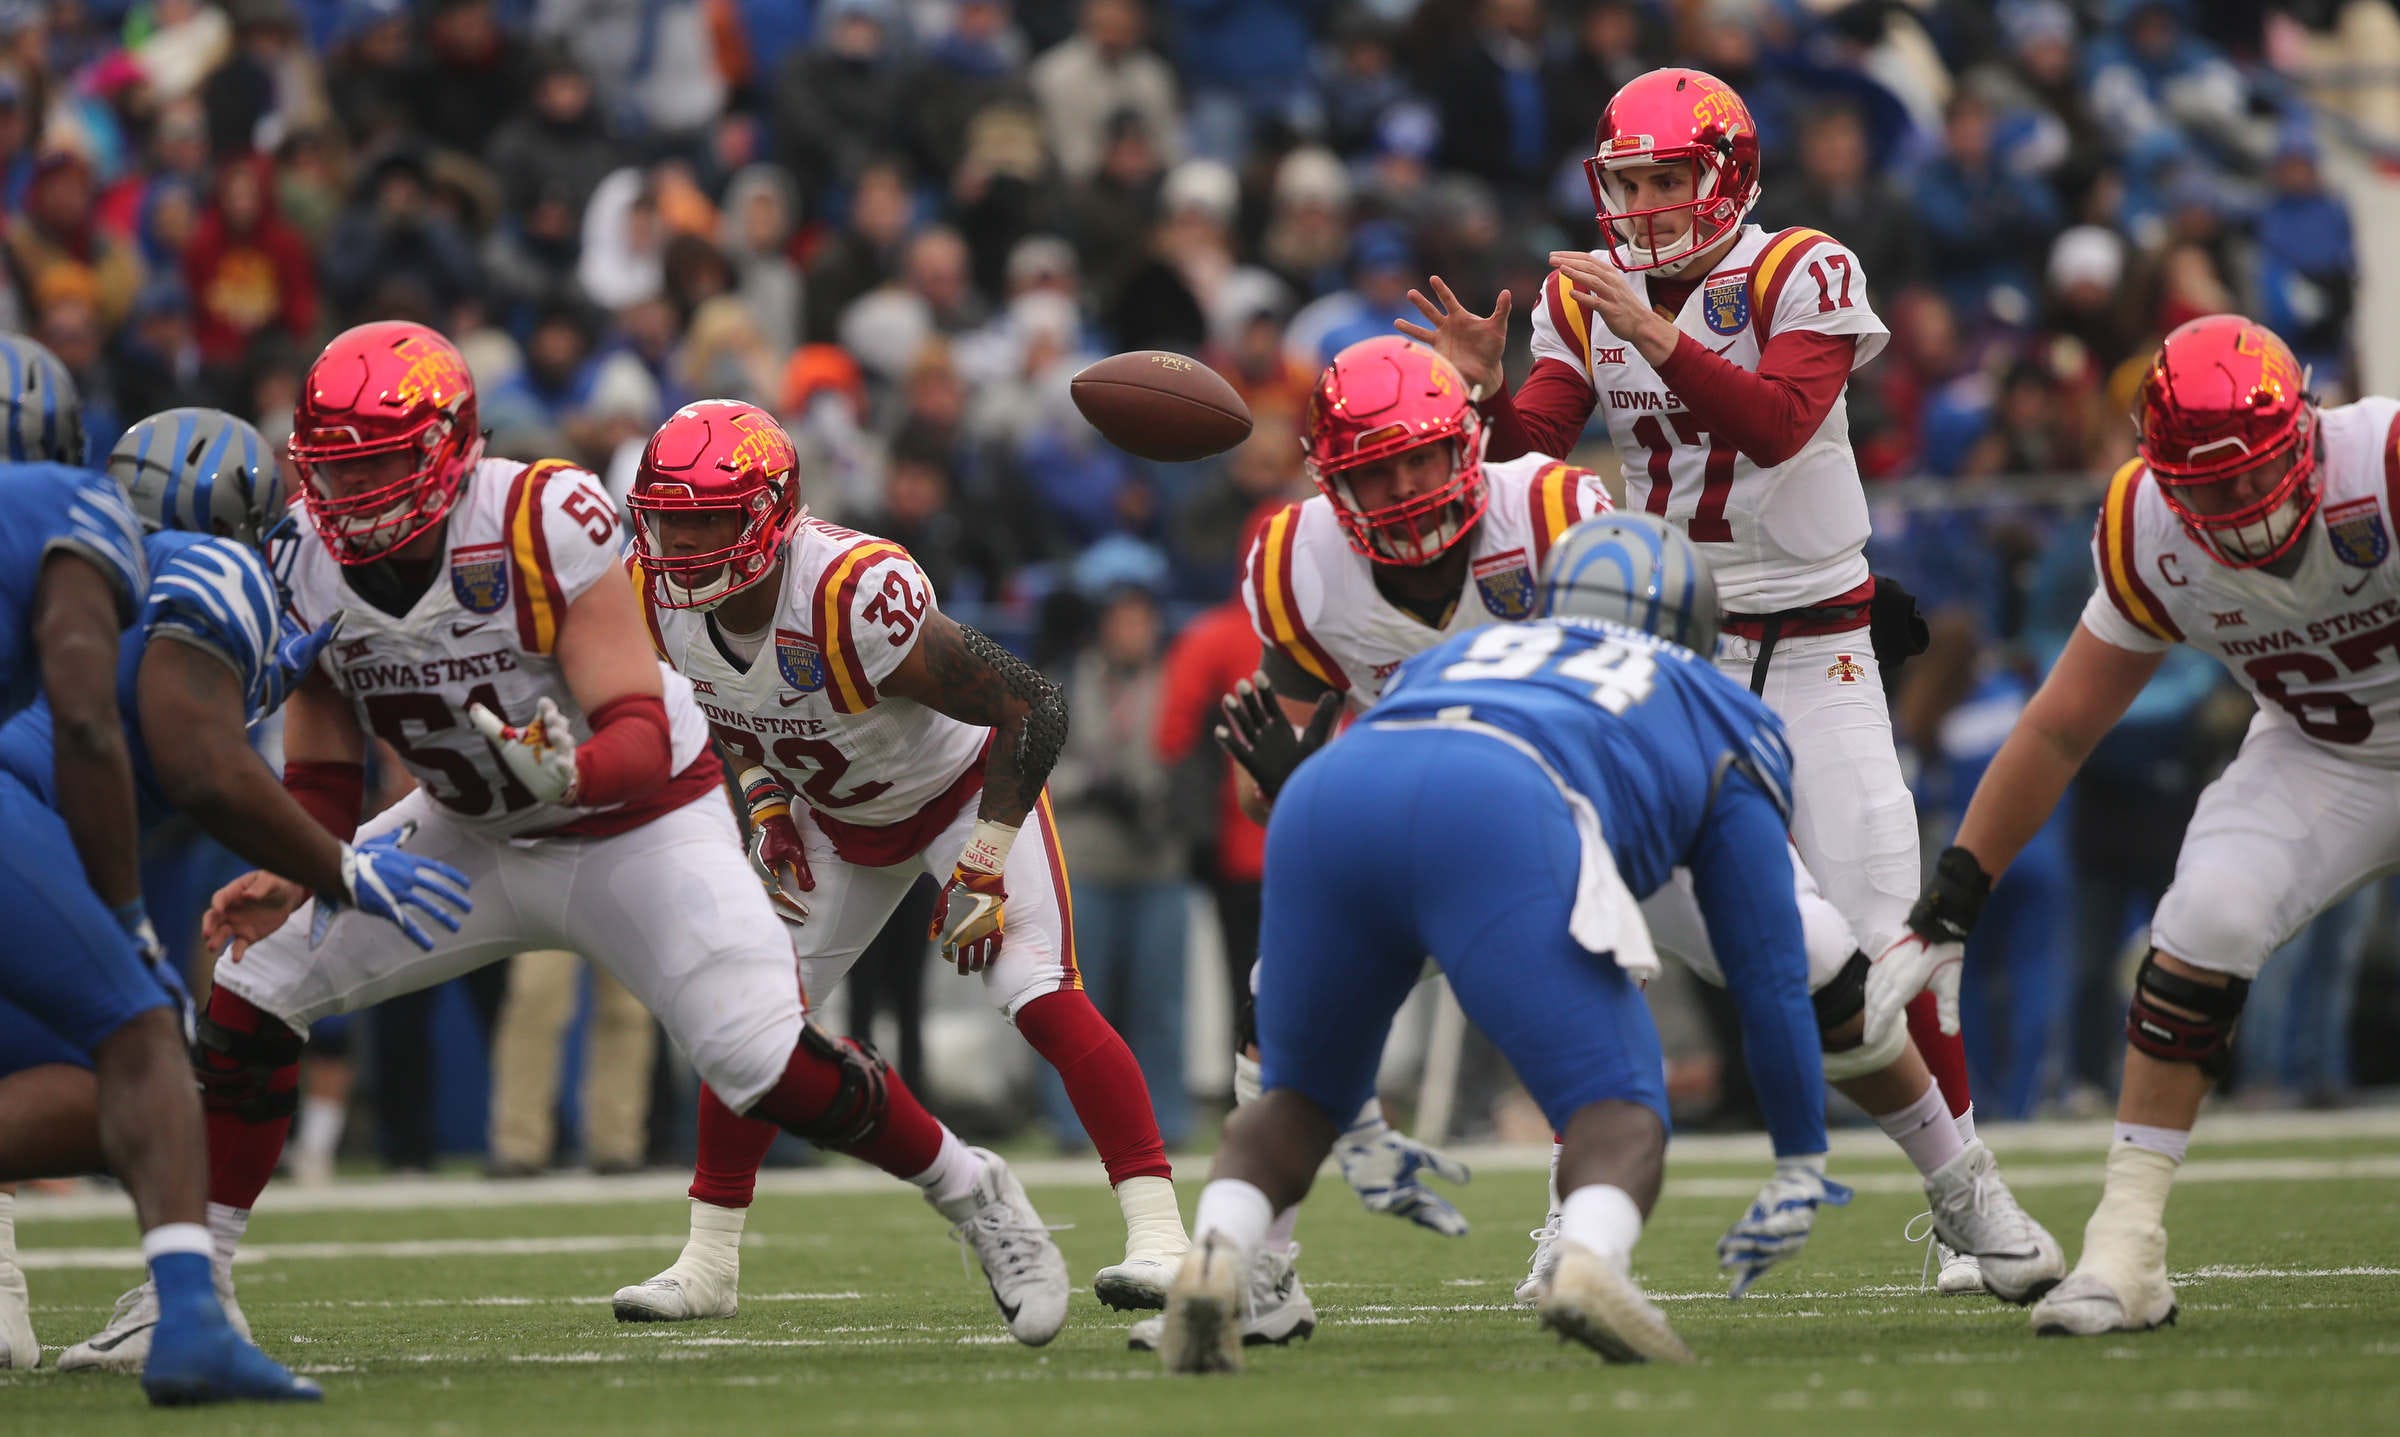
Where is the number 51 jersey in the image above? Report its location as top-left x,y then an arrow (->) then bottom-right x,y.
289,456 -> 714,836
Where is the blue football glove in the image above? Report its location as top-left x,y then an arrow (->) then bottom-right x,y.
112,898 -> 193,1037
308,821 -> 472,951
1717,1159 -> 1853,1298
1334,1103 -> 1472,1237
258,612 -> 342,714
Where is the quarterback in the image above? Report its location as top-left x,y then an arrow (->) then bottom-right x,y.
1876,315 -> 2400,1336
609,400 -> 1188,1322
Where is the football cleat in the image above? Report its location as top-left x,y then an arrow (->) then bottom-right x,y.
1093,1253 -> 1178,1312
1936,1240 -> 1986,1296
2031,1214 -> 2178,1337
612,1261 -> 739,1323
943,1149 -> 1069,1347
1128,1243 -> 1315,1352
1514,1210 -> 1564,1307
1537,1241 -> 1693,1364
1923,1141 -> 2065,1304
0,1247 -> 36,1370
1157,1234 -> 1245,1375
140,1306 -> 320,1407
58,1277 -> 250,1373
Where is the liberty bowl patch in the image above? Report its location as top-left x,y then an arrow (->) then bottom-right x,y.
1702,275 -> 1750,336
2325,496 -> 2388,569
1473,549 -> 1535,619
450,543 -> 509,614
776,628 -> 827,695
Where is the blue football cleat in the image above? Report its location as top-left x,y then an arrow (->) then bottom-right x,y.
140,1306 -> 322,1407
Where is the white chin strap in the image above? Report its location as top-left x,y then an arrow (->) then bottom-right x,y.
665,565 -> 741,611
2208,486 -> 2311,565
1366,503 -> 1466,566
334,495 -> 421,556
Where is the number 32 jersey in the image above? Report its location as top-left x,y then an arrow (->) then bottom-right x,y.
636,518 -> 988,864
1530,225 -> 1887,612
290,456 -> 714,836
2083,395 -> 2400,769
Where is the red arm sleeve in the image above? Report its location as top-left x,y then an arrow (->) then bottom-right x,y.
572,693 -> 674,809
1654,329 -> 1855,469
1481,358 -> 1597,463
285,760 -> 365,843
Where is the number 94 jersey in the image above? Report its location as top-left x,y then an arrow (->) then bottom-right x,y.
2083,395 -> 2400,768
636,518 -> 987,842
289,457 -> 713,836
1375,617 -> 1795,897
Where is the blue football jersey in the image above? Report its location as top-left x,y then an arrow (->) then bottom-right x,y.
0,531 -> 284,828
0,462 -> 147,718
1372,617 -> 1796,897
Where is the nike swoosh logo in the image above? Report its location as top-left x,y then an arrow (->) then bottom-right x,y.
778,692 -> 806,708
450,620 -> 491,638
87,1320 -> 156,1352
1712,340 -> 1738,356
2343,573 -> 2373,596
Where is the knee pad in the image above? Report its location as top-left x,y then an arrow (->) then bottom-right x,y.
192,1012 -> 305,1122
2126,950 -> 2249,1079
787,1024 -> 892,1148
1814,949 -> 1905,1081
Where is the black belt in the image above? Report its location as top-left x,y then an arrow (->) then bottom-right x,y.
1726,603 -> 1873,697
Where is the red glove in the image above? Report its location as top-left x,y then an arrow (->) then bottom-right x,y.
740,766 -> 814,924
929,820 -> 1015,973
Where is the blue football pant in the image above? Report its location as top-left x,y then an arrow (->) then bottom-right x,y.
0,772 -> 173,1071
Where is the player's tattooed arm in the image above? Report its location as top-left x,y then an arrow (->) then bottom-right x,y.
882,610 -> 1066,826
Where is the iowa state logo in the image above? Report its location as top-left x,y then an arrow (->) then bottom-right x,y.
1703,274 -> 1750,336
2325,496 -> 2388,569
450,543 -> 509,614
1826,653 -> 1865,685
775,629 -> 827,695
1473,549 -> 1535,619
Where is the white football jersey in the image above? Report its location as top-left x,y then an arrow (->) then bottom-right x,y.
2082,396 -> 2400,768
639,518 -> 989,864
292,456 -> 711,837
1529,224 -> 1888,612
1242,453 -> 1611,707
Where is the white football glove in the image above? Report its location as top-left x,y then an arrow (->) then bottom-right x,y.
1716,1159 -> 1852,1298
1863,931 -> 1962,1050
1334,1102 -> 1472,1237
467,696 -> 580,805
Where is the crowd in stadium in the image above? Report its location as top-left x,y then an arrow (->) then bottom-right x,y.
3,0 -> 2391,1173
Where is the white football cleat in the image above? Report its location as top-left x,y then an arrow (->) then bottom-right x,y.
2031,1221 -> 2178,1337
1157,1234 -> 1244,1375
1514,1210 -> 1563,1308
612,1257 -> 740,1323
1537,1241 -> 1693,1365
1093,1249 -> 1181,1312
1924,1141 -> 2065,1304
1128,1242 -> 1315,1351
0,1249 -> 35,1370
1936,1241 -> 1986,1295
943,1149 -> 1069,1347
56,1277 -> 250,1373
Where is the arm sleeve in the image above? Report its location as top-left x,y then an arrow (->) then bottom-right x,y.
1489,268 -> 1603,463
146,539 -> 283,718
817,542 -> 939,713
1653,329 -> 1857,469
1684,772 -> 1830,1161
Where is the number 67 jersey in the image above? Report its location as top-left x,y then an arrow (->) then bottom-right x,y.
2084,395 -> 2400,766
289,456 -> 715,836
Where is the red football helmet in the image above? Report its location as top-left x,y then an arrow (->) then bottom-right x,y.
289,321 -> 485,564
2137,315 -> 2319,569
628,399 -> 804,610
1585,67 -> 1762,276
1304,336 -> 1488,567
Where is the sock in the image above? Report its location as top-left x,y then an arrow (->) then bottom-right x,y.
197,989 -> 302,1211
204,1202 -> 249,1277
143,1224 -> 217,1315
1907,992 -> 1973,1116
1873,1079 -> 1966,1177
1016,991 -> 1171,1184
689,1085 -> 779,1209
748,1038 -> 944,1180
1114,1174 -> 1188,1257
1233,1050 -> 1262,1106
1547,1141 -> 1563,1213
1192,1178 -> 1273,1262
1953,1103 -> 1977,1148
1264,1204 -> 1299,1251
2087,1142 -> 2179,1243
293,1095 -> 346,1164
0,1189 -> 14,1265
909,1128 -> 985,1218
2112,1121 -> 2191,1165
1558,1184 -> 1643,1273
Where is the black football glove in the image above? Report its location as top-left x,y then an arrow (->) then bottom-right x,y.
1213,674 -> 1342,804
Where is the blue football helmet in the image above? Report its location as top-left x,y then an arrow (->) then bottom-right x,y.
1533,512 -> 1720,655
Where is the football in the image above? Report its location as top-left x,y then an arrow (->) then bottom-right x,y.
1070,350 -> 1254,463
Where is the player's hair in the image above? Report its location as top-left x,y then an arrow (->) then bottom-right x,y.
1533,513 -> 1721,655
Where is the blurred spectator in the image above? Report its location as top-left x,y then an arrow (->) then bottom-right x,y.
201,0 -> 327,160
1547,0 -> 1658,155
773,0 -> 913,199
415,0 -> 534,157
2242,880 -> 2391,1108
2039,225 -> 2139,379
1912,90 -> 2062,325
321,0 -> 418,153
1261,147 -> 1350,297
1169,0 -> 1320,161
577,166 -> 665,311
1031,0 -> 1182,185
134,0 -> 235,106
110,278 -> 210,419
804,157 -> 915,344
482,177 -> 585,333
1430,0 -> 1551,197
1283,219 -> 1415,370
2255,133 -> 2354,382
484,299 -> 602,431
1063,109 -> 1168,304
662,231 -> 737,319
10,153 -> 146,328
859,430 -> 1014,606
485,48 -> 617,224
722,164 -> 804,353
184,154 -> 318,368
537,0 -> 725,141
36,290 -> 119,457
321,149 -> 480,322
2086,0 -> 2268,178
1047,578 -> 1192,1147
674,292 -> 780,406
912,0 -> 1032,181
487,951 -> 657,1176
1754,102 -> 1919,295
1963,0 -> 2105,195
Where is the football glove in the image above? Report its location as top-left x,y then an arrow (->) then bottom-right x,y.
1334,1103 -> 1472,1237
740,765 -> 814,923
309,821 -> 474,951
1716,1159 -> 1852,1298
112,898 -> 192,1035
467,695 -> 580,805
1863,846 -> 1991,1048
930,820 -> 1015,973
1213,674 -> 1341,804
258,612 -> 342,714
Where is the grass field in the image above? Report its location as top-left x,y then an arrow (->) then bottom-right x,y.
7,1111 -> 2398,1436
